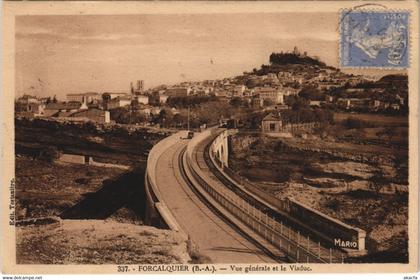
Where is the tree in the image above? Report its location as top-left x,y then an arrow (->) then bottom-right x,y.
149,92 -> 160,106
269,51 -> 326,66
110,106 -> 143,124
298,86 -> 325,101
157,108 -> 174,128
130,110 -> 148,124
172,113 -> 187,128
167,95 -> 217,109
196,100 -> 230,126
377,126 -> 397,143
230,97 -> 243,107
291,97 -> 309,111
369,171 -> 387,196
263,99 -> 275,107
38,146 -> 61,163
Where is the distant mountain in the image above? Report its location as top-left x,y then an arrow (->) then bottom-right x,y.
377,74 -> 408,85
376,74 -> 408,94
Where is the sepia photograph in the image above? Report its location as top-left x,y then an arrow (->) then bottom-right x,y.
1,1 -> 419,275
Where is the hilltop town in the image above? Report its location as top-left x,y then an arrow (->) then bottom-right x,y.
16,47 -> 408,129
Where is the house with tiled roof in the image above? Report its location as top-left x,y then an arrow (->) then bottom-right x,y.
44,102 -> 82,117
261,112 -> 282,133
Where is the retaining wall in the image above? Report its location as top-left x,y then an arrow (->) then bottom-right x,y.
144,131 -> 185,236
209,129 -> 366,252
186,129 -> 340,263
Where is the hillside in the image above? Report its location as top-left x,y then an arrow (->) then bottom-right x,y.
17,219 -> 190,264
269,51 -> 327,67
248,50 -> 335,77
15,117 -> 172,165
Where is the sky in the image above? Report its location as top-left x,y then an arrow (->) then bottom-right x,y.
15,13 -> 395,99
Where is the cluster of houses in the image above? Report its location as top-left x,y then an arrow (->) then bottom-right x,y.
16,68 -> 407,124
153,61 -> 374,111
15,80 -> 170,123
158,76 -> 297,108
336,95 -> 405,111
16,93 -> 111,123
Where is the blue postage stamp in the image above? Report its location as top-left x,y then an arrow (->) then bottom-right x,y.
340,10 -> 409,68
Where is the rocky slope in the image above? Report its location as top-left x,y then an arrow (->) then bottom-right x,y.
16,219 -> 190,264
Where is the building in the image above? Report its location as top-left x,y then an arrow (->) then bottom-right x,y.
106,96 -> 132,110
16,95 -> 38,105
165,87 -> 191,96
261,112 -> 283,133
159,94 -> 169,104
68,108 -> 110,123
344,88 -> 365,94
317,81 -> 342,91
232,85 -> 246,97
30,103 -> 46,116
369,100 -> 382,111
102,92 -> 129,101
263,74 -> 280,86
44,102 -> 82,117
214,89 -> 228,97
138,105 -> 161,116
309,100 -> 322,107
131,80 -> 144,95
337,98 -> 370,110
39,97 -> 50,104
254,87 -> 284,104
282,87 -> 299,96
251,97 -> 264,109
135,95 -> 149,105
16,99 -> 46,117
396,94 -> 405,105
16,95 -> 42,115
390,103 -> 401,110
66,92 -> 100,103
246,75 -> 263,88
325,95 -> 334,102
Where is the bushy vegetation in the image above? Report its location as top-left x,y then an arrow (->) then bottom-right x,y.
298,86 -> 326,101
109,107 -> 148,124
342,117 -> 376,129
269,51 -> 326,67
167,95 -> 218,108
281,108 -> 334,124
38,146 -> 61,162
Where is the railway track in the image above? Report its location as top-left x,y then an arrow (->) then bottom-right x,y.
176,145 -> 283,263
179,131 -> 343,262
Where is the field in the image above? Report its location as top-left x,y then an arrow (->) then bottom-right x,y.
15,117 -> 170,165
15,156 -> 144,222
333,112 -> 408,127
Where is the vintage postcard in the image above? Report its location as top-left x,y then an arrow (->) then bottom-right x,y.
1,1 -> 419,276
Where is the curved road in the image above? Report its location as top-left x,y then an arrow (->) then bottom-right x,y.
154,138 -> 276,263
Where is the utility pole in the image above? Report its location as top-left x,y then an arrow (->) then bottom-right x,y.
187,106 -> 190,131
129,102 -> 132,125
